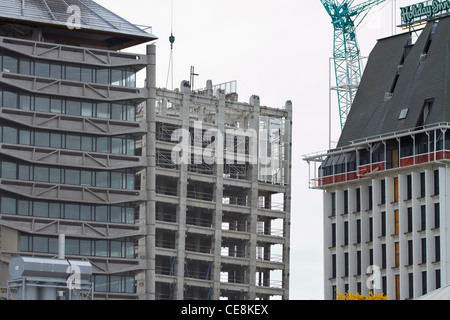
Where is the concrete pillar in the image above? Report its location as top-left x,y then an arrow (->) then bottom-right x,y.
248,95 -> 260,299
212,89 -> 225,299
175,80 -> 191,300
145,44 -> 157,300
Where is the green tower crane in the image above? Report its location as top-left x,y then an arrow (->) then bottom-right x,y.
321,0 -> 386,130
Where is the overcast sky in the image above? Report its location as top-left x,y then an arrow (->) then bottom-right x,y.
95,0 -> 420,300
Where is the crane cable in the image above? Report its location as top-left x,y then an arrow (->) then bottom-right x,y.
166,0 -> 175,90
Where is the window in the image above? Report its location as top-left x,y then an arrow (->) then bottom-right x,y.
34,201 -> 49,217
421,238 -> 427,264
81,67 -> 93,83
82,102 -> 93,117
417,99 -> 434,127
408,240 -> 413,266
381,211 -> 386,237
126,70 -> 136,87
111,69 -> 123,86
420,172 -> 426,197
111,103 -> 123,120
434,203 -> 440,229
434,170 -> 439,195
1,197 -> 16,214
19,59 -> 31,75
66,100 -> 81,116
35,131 -> 50,147
65,204 -> 80,220
97,103 -> 109,118
34,166 -> 49,182
65,169 -> 80,185
19,94 -> 31,110
1,161 -> 17,179
81,136 -> 93,152
4,91 -> 18,109
50,63 -> 62,79
96,68 -> 109,85
421,205 -> 426,231
19,129 -> 31,145
407,207 -> 413,232
66,134 -> 81,150
50,133 -> 62,149
3,56 -> 18,73
49,167 -> 61,184
95,206 -> 108,222
35,97 -> 50,112
435,236 -> 441,262
51,99 -> 63,114
66,65 -> 81,81
2,126 -> 17,144
35,61 -> 50,78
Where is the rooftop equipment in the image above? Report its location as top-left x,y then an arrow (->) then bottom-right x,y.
7,257 -> 93,300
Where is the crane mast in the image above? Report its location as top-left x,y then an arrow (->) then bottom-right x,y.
321,0 -> 386,130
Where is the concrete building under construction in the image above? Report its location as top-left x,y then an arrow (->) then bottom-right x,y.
0,0 -> 292,300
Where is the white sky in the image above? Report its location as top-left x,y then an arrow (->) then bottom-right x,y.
95,0 -> 422,300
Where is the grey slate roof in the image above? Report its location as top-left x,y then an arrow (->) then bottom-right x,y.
337,17 -> 450,147
0,0 -> 156,42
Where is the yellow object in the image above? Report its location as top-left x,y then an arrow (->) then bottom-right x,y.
337,291 -> 389,300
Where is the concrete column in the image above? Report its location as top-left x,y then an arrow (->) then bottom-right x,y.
212,89 -> 225,299
175,80 -> 191,300
248,96 -> 260,299
282,101 -> 292,300
145,44 -> 157,300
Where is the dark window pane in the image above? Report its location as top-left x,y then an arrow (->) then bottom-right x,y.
95,205 -> 108,222
49,202 -> 61,218
50,133 -> 62,149
66,65 -> 81,81
18,200 -> 29,216
50,168 -> 61,183
35,97 -> 50,112
19,94 -> 31,110
97,103 -> 109,118
66,134 -> 81,150
95,240 -> 108,256
35,61 -> 50,78
96,171 -> 108,188
19,129 -> 31,145
96,68 -> 109,85
111,69 -> 122,86
82,102 -> 93,117
81,67 -> 93,83
3,127 -> 17,144
66,100 -> 81,116
2,161 -> 17,179
111,104 -> 122,120
51,99 -> 63,114
35,131 -> 50,147
66,238 -> 79,255
65,169 -> 80,185
65,204 -> 80,220
1,197 -> 16,214
19,59 -> 31,75
34,166 -> 49,182
33,236 -> 49,253
4,91 -> 18,109
50,63 -> 62,79
81,136 -> 93,151
3,56 -> 18,73
34,201 -> 49,217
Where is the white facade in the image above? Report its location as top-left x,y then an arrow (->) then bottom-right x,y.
305,124 -> 450,300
